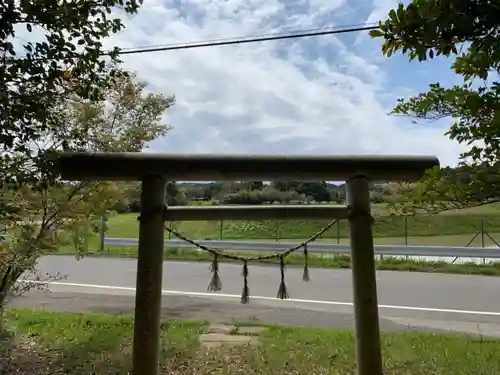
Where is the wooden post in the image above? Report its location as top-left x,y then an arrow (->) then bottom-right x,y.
481,219 -> 485,264
132,175 -> 167,375
404,216 -> 408,246
337,220 -> 340,244
346,176 -> 383,375
99,215 -> 106,252
481,219 -> 485,247
83,216 -> 90,252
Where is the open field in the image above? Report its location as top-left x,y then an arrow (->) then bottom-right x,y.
103,205 -> 500,243
50,204 -> 500,277
2,309 -> 500,374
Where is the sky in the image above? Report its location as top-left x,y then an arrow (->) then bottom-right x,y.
19,0 -> 470,167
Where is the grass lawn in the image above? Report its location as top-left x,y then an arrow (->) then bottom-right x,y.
104,208 -> 500,242
3,309 -> 500,374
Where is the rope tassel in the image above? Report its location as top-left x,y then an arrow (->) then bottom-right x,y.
302,244 -> 310,282
277,256 -> 290,300
241,260 -> 250,304
207,254 -> 222,292
163,219 -> 340,303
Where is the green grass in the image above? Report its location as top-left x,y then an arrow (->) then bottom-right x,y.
105,204 -> 500,241
2,309 -> 203,374
3,309 -> 500,374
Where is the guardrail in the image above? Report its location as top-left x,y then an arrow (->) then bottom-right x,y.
104,237 -> 500,259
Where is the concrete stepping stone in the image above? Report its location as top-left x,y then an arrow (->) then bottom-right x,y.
199,333 -> 259,348
200,324 -> 266,349
234,326 -> 266,336
206,324 -> 235,334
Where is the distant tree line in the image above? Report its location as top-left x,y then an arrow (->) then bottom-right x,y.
113,179 -> 401,213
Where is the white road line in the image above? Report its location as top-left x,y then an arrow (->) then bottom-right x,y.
23,280 -> 500,317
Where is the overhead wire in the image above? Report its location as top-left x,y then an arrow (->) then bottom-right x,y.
116,22 -> 378,52
2,22 -> 380,64
102,22 -> 380,56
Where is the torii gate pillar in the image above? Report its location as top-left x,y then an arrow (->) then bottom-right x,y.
131,175 -> 167,375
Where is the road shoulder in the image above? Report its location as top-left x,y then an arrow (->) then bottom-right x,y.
8,290 -> 493,337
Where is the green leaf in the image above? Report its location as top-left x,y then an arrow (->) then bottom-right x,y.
389,9 -> 397,21
369,29 -> 384,38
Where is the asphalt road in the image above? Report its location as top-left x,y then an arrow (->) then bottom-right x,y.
8,255 -> 500,336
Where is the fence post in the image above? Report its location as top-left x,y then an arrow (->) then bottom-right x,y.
346,175 -> 383,375
404,216 -> 408,260
404,216 -> 408,246
83,217 -> 90,252
99,215 -> 106,252
481,219 -> 485,247
481,219 -> 485,264
337,220 -> 340,244
275,219 -> 279,242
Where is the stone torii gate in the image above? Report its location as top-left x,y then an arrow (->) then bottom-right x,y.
56,152 -> 439,375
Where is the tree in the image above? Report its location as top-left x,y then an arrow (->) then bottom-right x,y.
296,182 -> 331,202
202,182 -> 224,201
1,0 -> 143,189
248,181 -> 264,191
223,190 -> 266,205
271,181 -> 300,192
370,0 -> 500,212
223,188 -> 305,205
182,183 -> 206,202
0,71 -> 174,309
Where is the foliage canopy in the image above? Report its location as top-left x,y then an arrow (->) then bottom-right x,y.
0,71 -> 174,308
371,0 -> 500,212
0,0 -> 143,181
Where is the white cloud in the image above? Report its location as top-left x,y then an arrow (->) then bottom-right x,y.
17,0 -> 468,168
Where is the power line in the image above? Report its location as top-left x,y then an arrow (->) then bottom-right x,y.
106,23 -> 379,57
3,23 -> 379,64
117,22 -> 378,52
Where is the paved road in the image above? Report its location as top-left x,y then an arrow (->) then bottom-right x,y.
8,256 -> 500,336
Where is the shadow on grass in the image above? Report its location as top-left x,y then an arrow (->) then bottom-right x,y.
4,309 -> 203,374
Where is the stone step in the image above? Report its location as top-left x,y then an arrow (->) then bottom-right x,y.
200,324 -> 267,349
234,326 -> 266,336
199,333 -> 259,348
